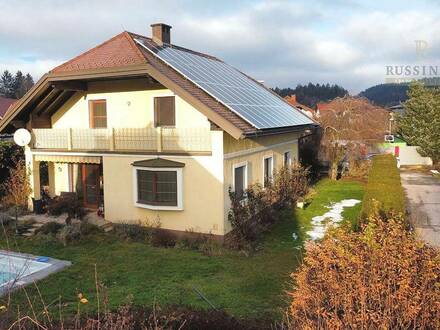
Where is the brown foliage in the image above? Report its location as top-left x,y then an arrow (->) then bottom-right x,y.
318,96 -> 389,179
227,164 -> 309,248
288,215 -> 440,329
2,159 -> 32,220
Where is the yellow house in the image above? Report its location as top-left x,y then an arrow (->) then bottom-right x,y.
0,24 -> 317,238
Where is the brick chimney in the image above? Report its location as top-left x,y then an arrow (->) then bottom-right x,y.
151,23 -> 172,45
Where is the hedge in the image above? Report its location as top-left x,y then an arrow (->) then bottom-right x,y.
361,154 -> 405,218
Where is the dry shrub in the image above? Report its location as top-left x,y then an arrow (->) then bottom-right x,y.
346,159 -> 370,179
2,159 -> 32,221
269,164 -> 310,207
227,164 -> 309,249
288,215 -> 440,329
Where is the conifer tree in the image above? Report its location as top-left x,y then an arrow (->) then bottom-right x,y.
0,70 -> 15,98
398,82 -> 440,165
13,71 -> 26,98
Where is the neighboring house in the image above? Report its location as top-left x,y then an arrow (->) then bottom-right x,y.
0,23 -> 317,237
379,137 -> 433,166
0,96 -> 16,120
315,101 -> 332,117
387,103 -> 405,116
284,95 -> 315,118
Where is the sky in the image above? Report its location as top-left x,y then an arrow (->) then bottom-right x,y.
1,0 -> 439,94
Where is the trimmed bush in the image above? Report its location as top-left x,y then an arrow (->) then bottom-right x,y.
35,221 -> 63,235
288,214 -> 440,329
150,229 -> 177,247
46,193 -> 86,219
361,154 -> 405,218
79,222 -> 102,235
57,225 -> 81,246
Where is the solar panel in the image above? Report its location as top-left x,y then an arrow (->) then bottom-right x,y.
134,38 -> 314,130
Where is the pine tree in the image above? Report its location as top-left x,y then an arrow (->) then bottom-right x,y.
13,71 -> 26,98
398,82 -> 440,165
0,70 -> 15,98
23,73 -> 34,94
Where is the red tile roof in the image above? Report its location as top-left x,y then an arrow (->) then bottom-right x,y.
51,32 -> 146,73
0,96 -> 16,118
5,30 -> 315,137
284,94 -> 315,114
316,102 -> 332,112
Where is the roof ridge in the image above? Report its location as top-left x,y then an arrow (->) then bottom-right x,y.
122,31 -> 149,64
126,31 -> 222,62
51,32 -> 146,73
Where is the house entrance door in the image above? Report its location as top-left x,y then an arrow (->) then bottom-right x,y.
81,164 -> 100,209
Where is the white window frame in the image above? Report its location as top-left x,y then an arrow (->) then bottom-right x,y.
232,161 -> 248,193
151,92 -> 177,128
262,154 -> 274,187
283,150 -> 292,167
132,166 -> 183,211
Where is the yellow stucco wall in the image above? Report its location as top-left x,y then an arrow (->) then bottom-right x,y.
31,78 -> 306,236
51,79 -> 210,129
102,130 -> 224,234
53,163 -> 70,195
223,131 -> 301,154
222,132 -> 300,233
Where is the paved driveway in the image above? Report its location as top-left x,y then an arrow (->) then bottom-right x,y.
401,171 -> 440,247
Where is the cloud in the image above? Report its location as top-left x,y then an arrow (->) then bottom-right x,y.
0,0 -> 439,93
0,58 -> 61,80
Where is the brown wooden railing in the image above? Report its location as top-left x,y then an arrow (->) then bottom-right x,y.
32,127 -> 212,153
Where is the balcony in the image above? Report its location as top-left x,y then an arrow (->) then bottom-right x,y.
32,127 -> 212,153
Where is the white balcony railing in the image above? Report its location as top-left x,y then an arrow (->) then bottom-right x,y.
32,127 -> 212,153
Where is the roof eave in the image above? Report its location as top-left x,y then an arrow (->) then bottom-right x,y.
242,123 -> 319,138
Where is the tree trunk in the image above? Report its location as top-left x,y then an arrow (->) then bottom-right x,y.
329,162 -> 338,180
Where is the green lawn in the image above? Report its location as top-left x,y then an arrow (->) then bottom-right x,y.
1,179 -> 364,320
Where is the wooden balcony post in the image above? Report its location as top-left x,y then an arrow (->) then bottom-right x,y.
156,126 -> 162,152
109,128 -> 115,151
67,128 -> 73,150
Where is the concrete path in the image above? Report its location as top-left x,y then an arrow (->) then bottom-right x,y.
401,171 -> 440,247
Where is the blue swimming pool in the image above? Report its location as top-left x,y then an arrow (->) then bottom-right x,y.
0,251 -> 71,296
0,271 -> 16,285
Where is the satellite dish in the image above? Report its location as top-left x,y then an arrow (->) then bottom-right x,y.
13,128 -> 32,146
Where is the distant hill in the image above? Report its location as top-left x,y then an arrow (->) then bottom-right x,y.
358,84 -> 409,107
273,83 -> 348,108
359,78 -> 440,107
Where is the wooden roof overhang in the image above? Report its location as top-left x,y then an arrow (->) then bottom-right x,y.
0,65 -> 156,131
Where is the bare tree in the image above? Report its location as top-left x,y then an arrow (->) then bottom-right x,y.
317,96 -> 388,180
2,159 -> 32,225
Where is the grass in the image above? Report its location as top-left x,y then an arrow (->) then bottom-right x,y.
0,179 -> 364,321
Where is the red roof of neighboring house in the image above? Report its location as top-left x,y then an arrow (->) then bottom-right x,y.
316,102 -> 332,112
0,96 -> 16,118
284,94 -> 315,116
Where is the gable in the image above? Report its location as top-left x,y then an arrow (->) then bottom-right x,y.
51,32 -> 146,73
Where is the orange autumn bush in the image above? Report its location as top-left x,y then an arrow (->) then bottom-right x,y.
288,215 -> 440,329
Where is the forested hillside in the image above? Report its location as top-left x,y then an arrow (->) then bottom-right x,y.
273,83 -> 347,108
